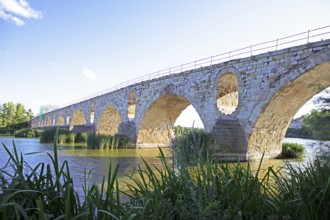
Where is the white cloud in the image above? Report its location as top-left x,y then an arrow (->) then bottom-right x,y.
82,67 -> 97,80
0,0 -> 42,26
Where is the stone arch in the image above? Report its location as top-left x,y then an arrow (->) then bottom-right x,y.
97,105 -> 122,135
70,109 -> 87,130
57,115 -> 65,126
248,60 -> 330,160
137,94 -> 203,147
46,116 -> 52,126
216,72 -> 239,115
90,102 -> 95,124
128,92 -> 136,120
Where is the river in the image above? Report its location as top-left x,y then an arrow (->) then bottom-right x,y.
0,137 -> 329,193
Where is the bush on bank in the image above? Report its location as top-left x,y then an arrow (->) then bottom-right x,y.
280,142 -> 305,159
14,128 -> 42,138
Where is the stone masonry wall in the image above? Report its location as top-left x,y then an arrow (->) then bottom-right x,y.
31,39 -> 330,160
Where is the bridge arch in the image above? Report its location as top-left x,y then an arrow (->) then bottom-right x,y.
137,94 -> 205,147
97,105 -> 122,135
46,116 -> 52,126
248,57 -> 330,159
70,109 -> 87,130
57,114 -> 65,126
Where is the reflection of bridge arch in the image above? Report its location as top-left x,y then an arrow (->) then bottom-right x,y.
70,109 -> 87,130
97,105 -> 122,135
137,94 -> 204,147
248,59 -> 330,159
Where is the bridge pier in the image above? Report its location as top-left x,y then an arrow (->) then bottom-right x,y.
210,117 -> 248,161
118,121 -> 137,147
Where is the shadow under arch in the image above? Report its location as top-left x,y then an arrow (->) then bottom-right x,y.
137,94 -> 204,148
70,109 -> 87,130
97,105 -> 122,135
248,61 -> 330,160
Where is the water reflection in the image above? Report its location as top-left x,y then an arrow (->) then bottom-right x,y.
0,136 -> 328,194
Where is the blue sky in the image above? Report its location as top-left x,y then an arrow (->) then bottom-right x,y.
1,0 -> 330,121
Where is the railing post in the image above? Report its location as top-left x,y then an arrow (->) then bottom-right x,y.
228,51 -> 231,61
210,56 -> 213,65
275,39 -> 278,50
307,30 -> 310,43
250,46 -> 252,56
194,61 -> 196,69
181,64 -> 183,72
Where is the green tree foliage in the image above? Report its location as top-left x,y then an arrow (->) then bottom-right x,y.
0,102 -> 33,127
302,109 -> 330,140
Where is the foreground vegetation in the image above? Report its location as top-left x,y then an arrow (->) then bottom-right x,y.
1,130 -> 329,219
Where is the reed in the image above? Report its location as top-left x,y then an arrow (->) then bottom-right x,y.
87,133 -> 129,149
1,130 -> 330,219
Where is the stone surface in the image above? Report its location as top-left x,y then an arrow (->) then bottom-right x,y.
31,39 -> 330,160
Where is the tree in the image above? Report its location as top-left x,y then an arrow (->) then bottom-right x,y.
0,102 -> 32,128
313,88 -> 330,110
302,109 -> 330,140
0,102 -> 16,127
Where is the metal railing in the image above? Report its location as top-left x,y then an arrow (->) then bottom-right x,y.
61,25 -> 330,109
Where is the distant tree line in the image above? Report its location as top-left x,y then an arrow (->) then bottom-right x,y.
286,92 -> 330,140
0,102 -> 33,135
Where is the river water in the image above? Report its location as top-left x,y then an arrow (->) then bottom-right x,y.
0,137 -> 329,193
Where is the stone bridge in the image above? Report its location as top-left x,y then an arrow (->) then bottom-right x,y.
31,39 -> 330,160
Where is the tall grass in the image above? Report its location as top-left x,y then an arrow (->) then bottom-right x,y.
87,133 -> 129,149
1,130 -> 330,219
40,127 -> 88,145
0,128 -> 127,219
172,126 -> 212,166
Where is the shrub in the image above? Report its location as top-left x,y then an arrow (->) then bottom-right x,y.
280,142 -> 305,159
75,132 -> 89,143
65,133 -> 76,144
0,127 -> 15,136
14,128 -> 42,138
40,127 -> 69,143
58,134 -> 66,144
